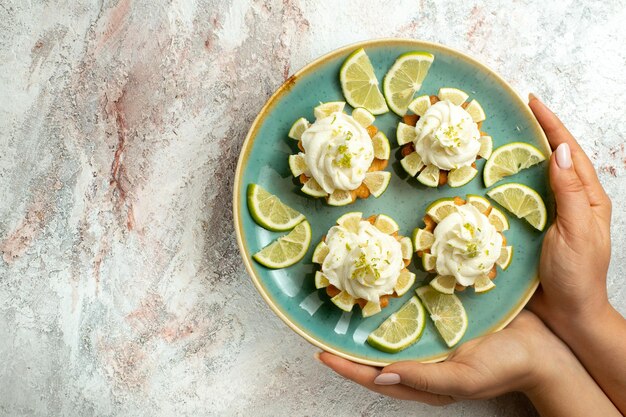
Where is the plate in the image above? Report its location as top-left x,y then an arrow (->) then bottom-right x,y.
233,39 -> 552,366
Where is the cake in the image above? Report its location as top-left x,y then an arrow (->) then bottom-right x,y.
397,88 -> 493,187
288,102 -> 391,206
413,195 -> 513,293
312,212 -> 415,317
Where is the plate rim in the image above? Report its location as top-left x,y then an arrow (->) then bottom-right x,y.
233,38 -> 549,366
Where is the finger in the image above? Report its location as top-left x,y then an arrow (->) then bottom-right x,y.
317,352 -> 455,405
549,143 -> 595,236
528,95 -> 611,220
382,360 -> 471,399
528,94 -> 580,152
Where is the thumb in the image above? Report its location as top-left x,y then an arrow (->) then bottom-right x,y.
550,143 -> 592,230
376,360 -> 467,398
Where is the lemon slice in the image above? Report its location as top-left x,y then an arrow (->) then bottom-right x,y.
383,51 -> 434,116
478,135 -> 493,159
312,241 -> 330,264
367,296 -> 426,353
340,48 -> 389,115
313,101 -> 346,120
301,178 -> 328,198
473,275 -> 496,293
407,94 -> 431,116
483,142 -> 546,187
288,117 -> 310,141
447,165 -> 478,188
247,184 -> 305,231
466,194 -> 490,213
437,87 -> 468,105
421,252 -> 436,272
352,107 -> 375,127
374,214 -> 399,234
412,228 -> 434,251
396,122 -> 417,146
394,270 -> 416,296
362,300 -> 382,318
416,285 -> 468,348
336,211 -> 362,233
497,245 -> 513,269
429,275 -> 457,294
417,164 -> 440,187
253,221 -> 312,269
363,171 -> 391,198
372,132 -> 390,160
425,197 -> 457,223
315,270 -> 330,289
464,99 -> 486,123
487,183 -> 547,231
288,154 -> 308,177
327,189 -> 354,206
400,151 -> 425,177
331,290 -> 356,312
399,237 -> 413,260
488,207 -> 510,232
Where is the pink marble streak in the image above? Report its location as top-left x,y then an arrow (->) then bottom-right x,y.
0,197 -> 46,264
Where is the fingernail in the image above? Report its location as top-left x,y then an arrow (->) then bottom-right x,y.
313,351 -> 325,365
374,372 -> 401,385
528,92 -> 539,103
556,143 -> 572,169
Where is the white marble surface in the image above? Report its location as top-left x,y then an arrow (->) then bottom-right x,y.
1,1 -> 625,416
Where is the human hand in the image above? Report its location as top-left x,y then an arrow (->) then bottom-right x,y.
317,310 -> 568,406
526,95 -> 612,328
526,96 -> 626,415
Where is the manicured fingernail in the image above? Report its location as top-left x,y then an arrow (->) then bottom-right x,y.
528,93 -> 538,103
556,143 -> 572,169
313,351 -> 325,365
374,372 -> 401,385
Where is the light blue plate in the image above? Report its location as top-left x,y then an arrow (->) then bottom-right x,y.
234,39 -> 552,365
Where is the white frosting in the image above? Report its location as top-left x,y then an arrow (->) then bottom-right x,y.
431,204 -> 502,286
413,100 -> 481,170
322,220 -> 404,303
301,112 -> 374,194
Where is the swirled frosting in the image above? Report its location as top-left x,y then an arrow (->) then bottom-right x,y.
322,220 -> 404,303
413,100 -> 481,170
431,204 -> 502,286
301,112 -> 374,194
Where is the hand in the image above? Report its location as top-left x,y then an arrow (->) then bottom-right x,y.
526,95 -> 626,414
527,95 -> 613,326
317,310 -> 621,416
317,311 -> 565,406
